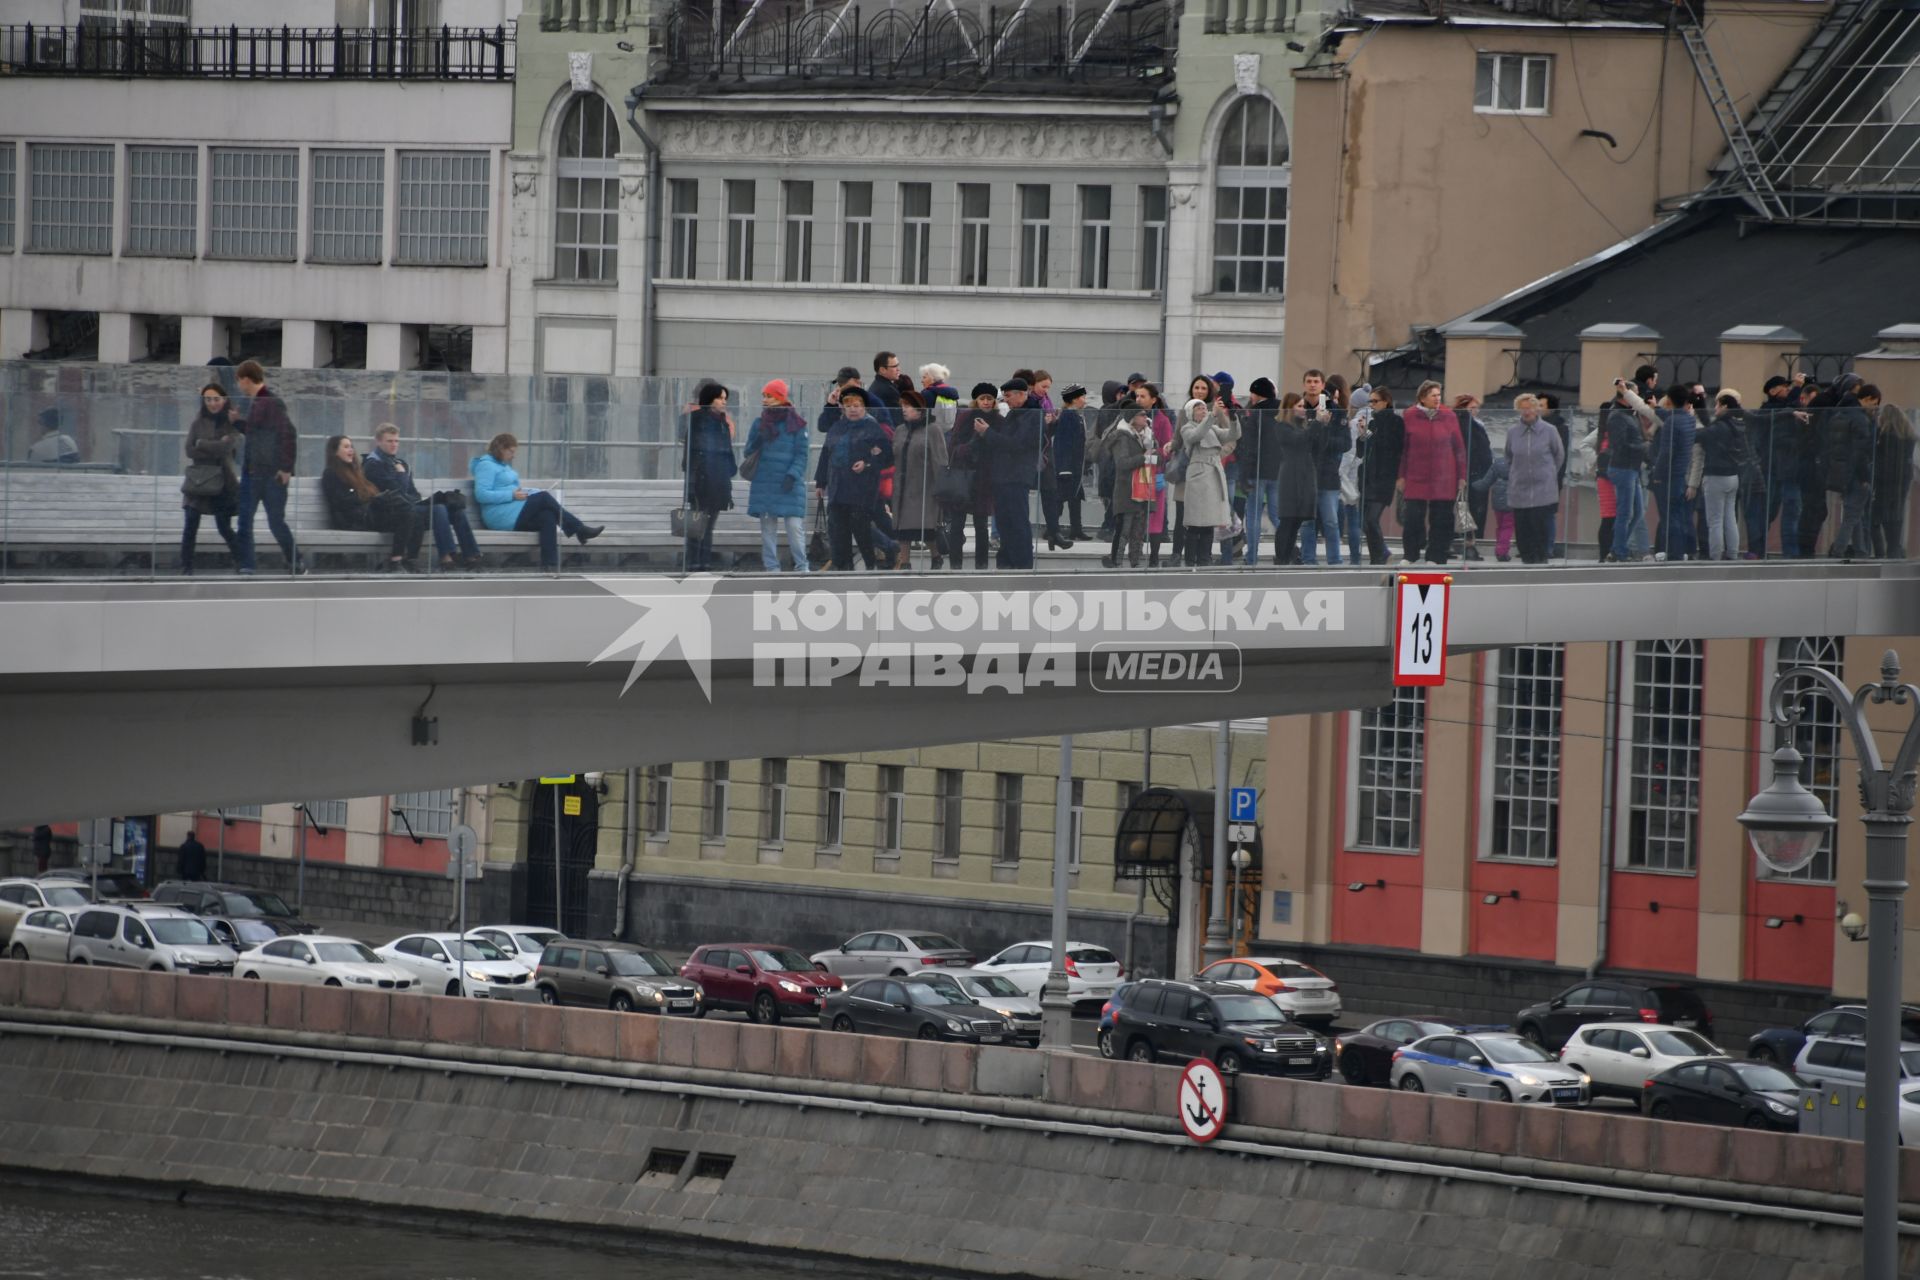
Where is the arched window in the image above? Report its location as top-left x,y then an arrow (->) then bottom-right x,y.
1212,96 -> 1289,296
554,94 -> 619,282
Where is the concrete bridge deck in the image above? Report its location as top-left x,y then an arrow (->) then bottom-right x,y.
0,560 -> 1914,824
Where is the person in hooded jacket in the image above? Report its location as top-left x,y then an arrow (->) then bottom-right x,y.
744,379 -> 812,573
891,386 -> 951,567
1823,374 -> 1877,557
682,382 -> 738,573
944,383 -> 999,570
1240,377 -> 1283,565
1357,387 -> 1403,565
1095,403 -> 1156,567
814,384 -> 894,571
1861,385 -> 1913,558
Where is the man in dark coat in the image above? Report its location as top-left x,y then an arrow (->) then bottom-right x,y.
1094,380 -> 1126,540
1239,377 -> 1283,565
868,352 -> 905,427
1358,387 -> 1404,565
977,376 -> 1043,569
176,832 -> 208,882
1794,379 -> 1833,557
814,385 -> 894,570
1044,385 -> 1090,545
1823,373 -> 1876,557
364,424 -> 483,569
235,358 -> 303,575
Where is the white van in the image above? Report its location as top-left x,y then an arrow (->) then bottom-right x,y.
68,905 -> 237,975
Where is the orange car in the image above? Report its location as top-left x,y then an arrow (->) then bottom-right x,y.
1196,955 -> 1342,1026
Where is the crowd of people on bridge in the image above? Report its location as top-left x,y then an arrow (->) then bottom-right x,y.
148,353 -> 1913,575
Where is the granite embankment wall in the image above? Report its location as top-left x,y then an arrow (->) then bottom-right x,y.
1,962 -> 1916,1279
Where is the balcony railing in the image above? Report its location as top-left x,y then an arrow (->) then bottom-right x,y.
0,23 -> 515,80
655,1 -> 1177,88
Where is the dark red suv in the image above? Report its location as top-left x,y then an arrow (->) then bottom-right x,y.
680,942 -> 844,1024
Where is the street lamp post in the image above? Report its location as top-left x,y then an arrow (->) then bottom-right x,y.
1229,845 -> 1252,954
1739,649 -> 1919,1280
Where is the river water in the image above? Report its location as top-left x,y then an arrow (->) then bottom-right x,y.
0,1180 -> 921,1280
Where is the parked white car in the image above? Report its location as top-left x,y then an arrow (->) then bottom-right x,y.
375,932 -> 529,998
1391,1030 -> 1591,1105
0,878 -> 91,946
6,906 -> 82,963
465,925 -> 565,973
1903,1089 -> 1920,1147
238,936 -> 417,991
67,905 -> 237,974
1195,955 -> 1344,1026
1556,1022 -> 1726,1099
976,941 -> 1123,1004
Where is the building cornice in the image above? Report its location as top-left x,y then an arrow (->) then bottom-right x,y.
654,112 -> 1164,163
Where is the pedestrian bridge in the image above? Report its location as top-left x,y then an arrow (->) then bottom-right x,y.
0,560 -> 1914,825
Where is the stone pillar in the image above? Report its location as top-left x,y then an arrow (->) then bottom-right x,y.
96,313 -> 151,364
470,325 -> 509,375
1853,324 -> 1920,409
1159,166 -> 1204,385
280,320 -> 336,371
1,309 -> 46,359
1439,321 -> 1522,402
366,322 -> 422,372
1695,638 -> 1755,983
1578,323 -> 1660,408
1554,641 -> 1609,970
179,315 -> 236,366
1717,325 -> 1802,403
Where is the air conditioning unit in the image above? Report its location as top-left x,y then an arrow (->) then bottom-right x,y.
37,34 -> 69,63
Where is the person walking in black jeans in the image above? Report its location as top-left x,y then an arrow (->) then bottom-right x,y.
234,359 -> 303,575
979,376 -> 1043,569
1356,388 -> 1402,564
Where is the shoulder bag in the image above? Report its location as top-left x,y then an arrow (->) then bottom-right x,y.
182,464 -> 227,499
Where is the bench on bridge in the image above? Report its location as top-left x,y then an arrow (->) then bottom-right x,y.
0,467 -> 766,574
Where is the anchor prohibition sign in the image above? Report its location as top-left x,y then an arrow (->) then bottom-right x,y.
1178,1058 -> 1228,1143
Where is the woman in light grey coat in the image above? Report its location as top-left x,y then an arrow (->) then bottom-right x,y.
1177,397 -> 1240,560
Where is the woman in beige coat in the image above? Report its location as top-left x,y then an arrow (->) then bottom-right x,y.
1176,397 -> 1239,564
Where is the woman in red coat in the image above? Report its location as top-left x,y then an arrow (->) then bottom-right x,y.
1396,380 -> 1468,564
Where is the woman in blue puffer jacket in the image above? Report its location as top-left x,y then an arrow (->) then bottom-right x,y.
744,378 -> 812,572
471,432 -> 603,572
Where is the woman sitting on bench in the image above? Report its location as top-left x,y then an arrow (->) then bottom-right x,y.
470,432 -> 603,573
320,435 -> 426,573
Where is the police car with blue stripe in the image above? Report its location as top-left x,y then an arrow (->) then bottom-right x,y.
1390,1030 -> 1591,1105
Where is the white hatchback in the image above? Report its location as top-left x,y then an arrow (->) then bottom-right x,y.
238,935 -> 417,991
1556,1022 -> 1726,1100
376,932 -> 529,998
976,941 -> 1123,1004
6,906 -> 82,963
0,878 -> 91,947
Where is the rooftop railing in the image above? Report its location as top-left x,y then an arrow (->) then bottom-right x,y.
0,22 -> 515,81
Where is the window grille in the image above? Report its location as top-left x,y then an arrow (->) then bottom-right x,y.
209,148 -> 297,260
28,144 -> 113,255
1625,640 -> 1703,872
1490,645 -> 1563,861
1212,98 -> 1289,295
554,95 -> 618,281
841,181 -> 872,284
725,178 -> 755,281
390,789 -> 457,838
1018,184 -> 1050,288
303,800 -> 349,830
899,182 -> 931,285
309,150 -> 383,265
1353,688 -> 1425,851
123,146 -> 196,258
781,180 -> 813,283
1077,186 -> 1111,289
1769,637 -> 1845,883
396,151 -> 488,266
668,179 -> 698,279
958,183 -> 990,287
1139,185 -> 1167,291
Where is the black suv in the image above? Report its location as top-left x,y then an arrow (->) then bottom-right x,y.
151,881 -> 317,935
1112,979 -> 1331,1078
1515,980 -> 1712,1051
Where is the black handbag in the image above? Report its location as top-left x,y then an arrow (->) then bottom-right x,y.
671,507 -> 712,541
934,465 -> 975,507
807,497 -> 830,567
431,489 -> 468,514
182,464 -> 226,498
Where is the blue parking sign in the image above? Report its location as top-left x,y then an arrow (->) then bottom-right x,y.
1229,788 -> 1257,823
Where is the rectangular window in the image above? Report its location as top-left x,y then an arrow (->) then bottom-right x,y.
390,790 -> 457,839
703,761 -> 730,841
1474,52 -> 1552,115
761,758 -> 787,846
821,761 -> 847,849
1212,183 -> 1287,295
1624,640 -> 1702,873
1077,185 -> 1110,290
996,773 -> 1023,863
958,183 -> 990,287
1018,184 -> 1050,288
0,144 -> 13,251
1353,688 -> 1425,851
781,180 -> 813,283
303,800 -> 350,830
125,146 -> 196,259
396,151 -> 488,267
1068,778 -> 1086,871
1489,645 -> 1563,861
668,179 -> 698,279
725,178 -> 755,282
209,148 -> 297,261
1139,185 -> 1167,291
899,182 -> 931,286
553,142 -> 617,282
645,765 -> 672,838
1770,637 -> 1845,883
222,804 -> 263,821
880,765 -> 906,853
28,143 -> 113,255
935,769 -> 964,861
309,149 -> 383,266
841,181 -> 872,284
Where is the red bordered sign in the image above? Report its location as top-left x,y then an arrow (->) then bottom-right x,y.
1392,573 -> 1452,687
1177,1058 -> 1228,1143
